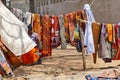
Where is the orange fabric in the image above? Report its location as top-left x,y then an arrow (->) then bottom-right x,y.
92,22 -> 101,64
32,14 -> 42,41
106,24 -> 113,43
64,14 -> 70,42
41,15 -> 52,57
0,39 -> 22,68
21,48 -> 39,65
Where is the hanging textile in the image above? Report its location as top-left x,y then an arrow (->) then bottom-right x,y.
69,12 -> 76,46
32,14 -> 42,42
0,38 -> 22,68
112,24 -> 120,60
79,10 -> 87,33
21,47 -> 39,64
64,14 -> 70,43
98,23 -> 112,62
26,12 -> 32,26
0,48 -> 14,77
92,22 -> 101,63
0,1 -> 36,56
41,15 -> 52,57
84,4 -> 96,64
84,21 -> 95,54
51,16 -> 60,48
59,15 -> 67,49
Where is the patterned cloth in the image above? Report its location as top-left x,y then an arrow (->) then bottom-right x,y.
0,48 -> 14,77
112,24 -> 120,60
51,16 -> 60,48
98,23 -> 112,61
32,14 -> 42,42
41,15 -> 52,57
64,14 -> 70,43
69,12 -> 77,46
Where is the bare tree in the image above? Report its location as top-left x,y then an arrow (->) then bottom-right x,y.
1,0 -> 6,5
29,0 -> 35,13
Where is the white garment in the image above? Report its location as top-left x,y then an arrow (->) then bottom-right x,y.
84,4 -> 95,54
26,12 -> 32,26
0,1 -> 36,56
84,22 -> 95,54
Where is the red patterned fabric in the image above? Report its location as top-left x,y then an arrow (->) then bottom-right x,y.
41,15 -> 52,57
69,12 -> 76,46
112,24 -> 120,60
51,16 -> 60,48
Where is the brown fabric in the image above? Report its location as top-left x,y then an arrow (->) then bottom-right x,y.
92,22 -> 101,64
41,15 -> 52,57
80,10 -> 87,33
0,39 -> 22,68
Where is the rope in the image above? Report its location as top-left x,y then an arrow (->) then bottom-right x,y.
90,0 -> 96,7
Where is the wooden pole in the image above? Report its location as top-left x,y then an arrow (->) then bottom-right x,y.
79,22 -> 86,71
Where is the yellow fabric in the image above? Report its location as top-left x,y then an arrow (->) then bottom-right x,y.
32,14 -> 42,41
74,31 -> 79,39
106,24 -> 113,43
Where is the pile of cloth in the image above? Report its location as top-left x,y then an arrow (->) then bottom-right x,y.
85,69 -> 120,80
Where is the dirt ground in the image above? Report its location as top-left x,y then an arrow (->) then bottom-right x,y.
3,45 -> 120,80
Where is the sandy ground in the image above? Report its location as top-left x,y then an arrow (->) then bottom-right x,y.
3,45 -> 120,80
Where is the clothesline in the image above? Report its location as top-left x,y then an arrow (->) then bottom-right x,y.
78,19 -> 101,24
90,0 -> 96,7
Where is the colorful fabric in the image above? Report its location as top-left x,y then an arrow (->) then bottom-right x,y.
41,15 -> 52,57
21,47 -> 39,65
51,16 -> 60,48
64,14 -> 70,43
0,31 -> 22,68
69,12 -> 77,46
0,1 -> 36,56
32,14 -> 42,42
92,22 -> 101,63
106,24 -> 113,43
98,23 -> 112,60
59,15 -> 67,49
112,24 -> 120,60
0,48 -> 14,77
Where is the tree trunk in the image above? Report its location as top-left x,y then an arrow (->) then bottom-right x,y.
1,0 -> 6,5
29,0 -> 35,13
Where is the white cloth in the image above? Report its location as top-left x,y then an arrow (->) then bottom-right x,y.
84,4 -> 95,54
0,1 -> 36,56
84,22 -> 95,54
26,12 -> 32,26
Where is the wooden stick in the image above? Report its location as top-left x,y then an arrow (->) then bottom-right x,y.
79,22 -> 86,71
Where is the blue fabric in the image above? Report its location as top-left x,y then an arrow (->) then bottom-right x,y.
27,24 -> 32,30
